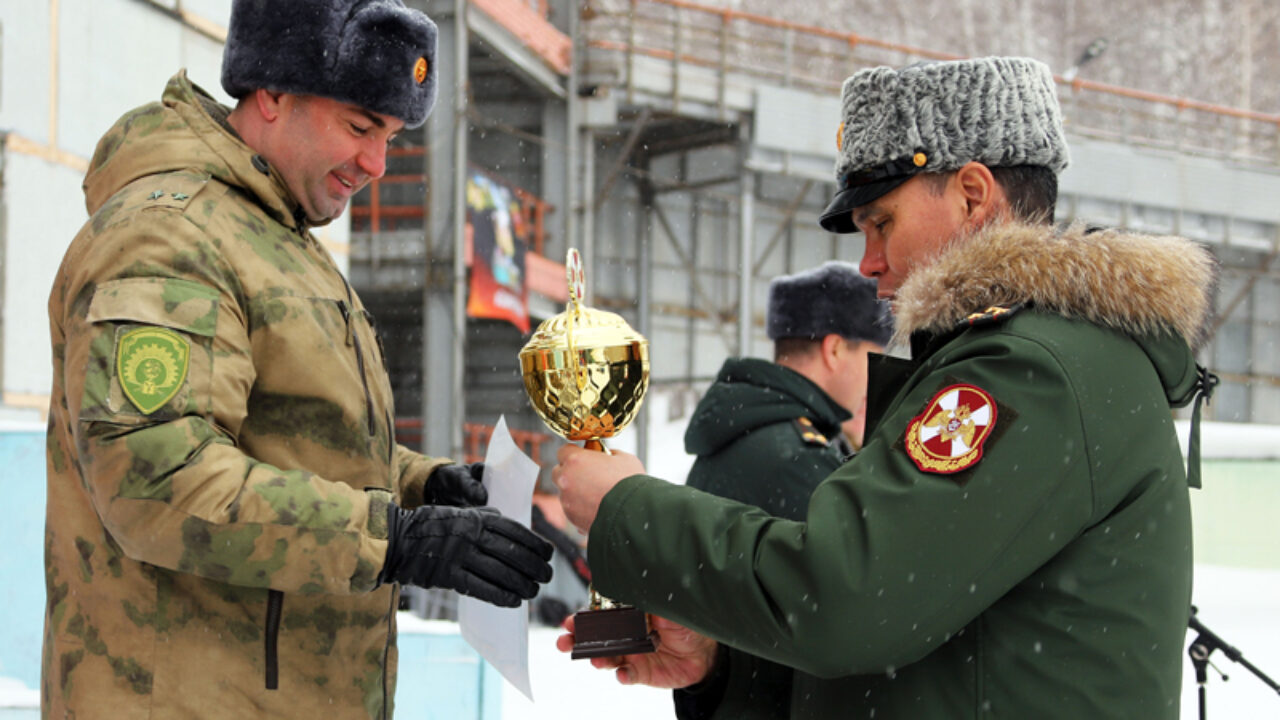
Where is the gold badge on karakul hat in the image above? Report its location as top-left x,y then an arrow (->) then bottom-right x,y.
905,384 -> 997,474
414,56 -> 430,84
117,327 -> 190,415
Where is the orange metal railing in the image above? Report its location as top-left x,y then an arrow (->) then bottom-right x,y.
350,146 -> 427,235
352,151 -> 550,255
583,0 -> 1280,166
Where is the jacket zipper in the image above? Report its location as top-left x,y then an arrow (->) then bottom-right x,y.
336,299 -> 376,437
973,617 -> 985,717
380,588 -> 397,719
265,589 -> 283,690
386,409 -> 395,464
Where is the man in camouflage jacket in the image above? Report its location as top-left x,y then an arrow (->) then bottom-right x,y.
43,3 -> 552,718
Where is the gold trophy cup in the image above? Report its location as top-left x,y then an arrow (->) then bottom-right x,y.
519,249 -> 657,659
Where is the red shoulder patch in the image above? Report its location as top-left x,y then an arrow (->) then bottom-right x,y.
905,384 -> 998,474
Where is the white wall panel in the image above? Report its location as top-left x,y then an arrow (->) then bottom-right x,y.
1251,385 -> 1280,425
180,0 -> 231,28
178,24 -> 233,106
58,0 -> 188,158
1062,136 -> 1280,226
0,1 -> 54,143
754,85 -> 840,158
3,152 -> 86,395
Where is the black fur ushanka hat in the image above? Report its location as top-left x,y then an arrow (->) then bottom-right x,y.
767,261 -> 893,346
222,0 -> 439,128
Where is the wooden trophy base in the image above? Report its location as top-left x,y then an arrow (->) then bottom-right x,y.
570,606 -> 659,659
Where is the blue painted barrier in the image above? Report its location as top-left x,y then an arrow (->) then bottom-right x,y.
0,430 -> 47,698
394,618 -> 502,719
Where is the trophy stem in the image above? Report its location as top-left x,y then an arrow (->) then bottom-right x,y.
583,438 -> 610,454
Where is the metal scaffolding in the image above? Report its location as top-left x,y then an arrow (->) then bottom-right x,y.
343,0 -> 1280,468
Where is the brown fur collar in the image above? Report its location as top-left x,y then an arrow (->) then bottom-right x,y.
891,222 -> 1218,350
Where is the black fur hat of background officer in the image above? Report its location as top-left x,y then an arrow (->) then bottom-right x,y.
767,261 -> 893,346
221,0 -> 439,128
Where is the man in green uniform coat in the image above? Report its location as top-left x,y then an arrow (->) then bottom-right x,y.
553,56 -> 1217,719
685,261 -> 890,515
677,263 -> 889,717
44,2 -> 552,718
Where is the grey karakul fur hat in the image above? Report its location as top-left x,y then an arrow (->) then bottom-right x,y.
819,56 -> 1069,233
767,261 -> 893,345
222,0 -> 439,128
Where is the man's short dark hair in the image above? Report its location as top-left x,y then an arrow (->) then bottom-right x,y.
774,335 -> 875,363
774,337 -> 819,363
920,165 -> 1057,224
991,165 -> 1058,224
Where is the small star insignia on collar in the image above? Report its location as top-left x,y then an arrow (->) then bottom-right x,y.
962,304 -> 1022,329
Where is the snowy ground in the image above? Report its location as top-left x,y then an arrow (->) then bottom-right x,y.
1176,565 -> 1280,719
501,564 -> 1280,719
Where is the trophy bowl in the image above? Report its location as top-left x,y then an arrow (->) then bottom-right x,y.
518,305 -> 649,445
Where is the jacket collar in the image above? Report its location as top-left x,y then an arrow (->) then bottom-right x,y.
83,70 -> 313,234
683,357 -> 851,456
165,72 -> 311,233
887,221 -> 1220,487
890,221 -> 1216,353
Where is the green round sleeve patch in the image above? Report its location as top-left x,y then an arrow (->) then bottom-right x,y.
117,327 -> 190,415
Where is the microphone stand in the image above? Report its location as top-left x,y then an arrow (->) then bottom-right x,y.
1187,605 -> 1280,720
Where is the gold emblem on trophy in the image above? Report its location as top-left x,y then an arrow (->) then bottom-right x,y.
519,248 -> 657,659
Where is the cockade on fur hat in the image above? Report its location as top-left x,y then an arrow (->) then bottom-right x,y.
222,0 -> 439,128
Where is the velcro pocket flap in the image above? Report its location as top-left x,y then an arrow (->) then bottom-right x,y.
87,277 -> 219,336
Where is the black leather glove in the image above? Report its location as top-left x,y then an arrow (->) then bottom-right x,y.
378,502 -> 553,608
424,462 -> 489,507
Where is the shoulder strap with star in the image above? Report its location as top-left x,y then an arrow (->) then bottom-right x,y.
132,172 -> 211,213
958,303 -> 1023,331
791,416 -> 831,447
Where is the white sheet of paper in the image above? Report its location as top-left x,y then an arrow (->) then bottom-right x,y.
458,415 -> 539,701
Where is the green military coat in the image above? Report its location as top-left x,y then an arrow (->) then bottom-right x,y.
44,72 -> 449,719
590,223 -> 1215,719
677,358 -> 850,718
684,357 -> 850,518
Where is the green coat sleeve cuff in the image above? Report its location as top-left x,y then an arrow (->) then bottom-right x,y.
587,473 -> 665,597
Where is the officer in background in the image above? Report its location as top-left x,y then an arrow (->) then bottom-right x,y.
43,2 -> 551,718
675,261 -> 889,718
684,261 -> 890,518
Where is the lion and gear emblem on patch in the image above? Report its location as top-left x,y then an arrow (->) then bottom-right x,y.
905,384 -> 998,474
117,327 -> 190,414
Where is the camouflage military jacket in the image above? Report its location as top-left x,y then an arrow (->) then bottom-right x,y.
43,71 -> 448,719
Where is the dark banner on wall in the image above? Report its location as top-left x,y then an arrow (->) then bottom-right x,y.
466,171 -> 530,333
